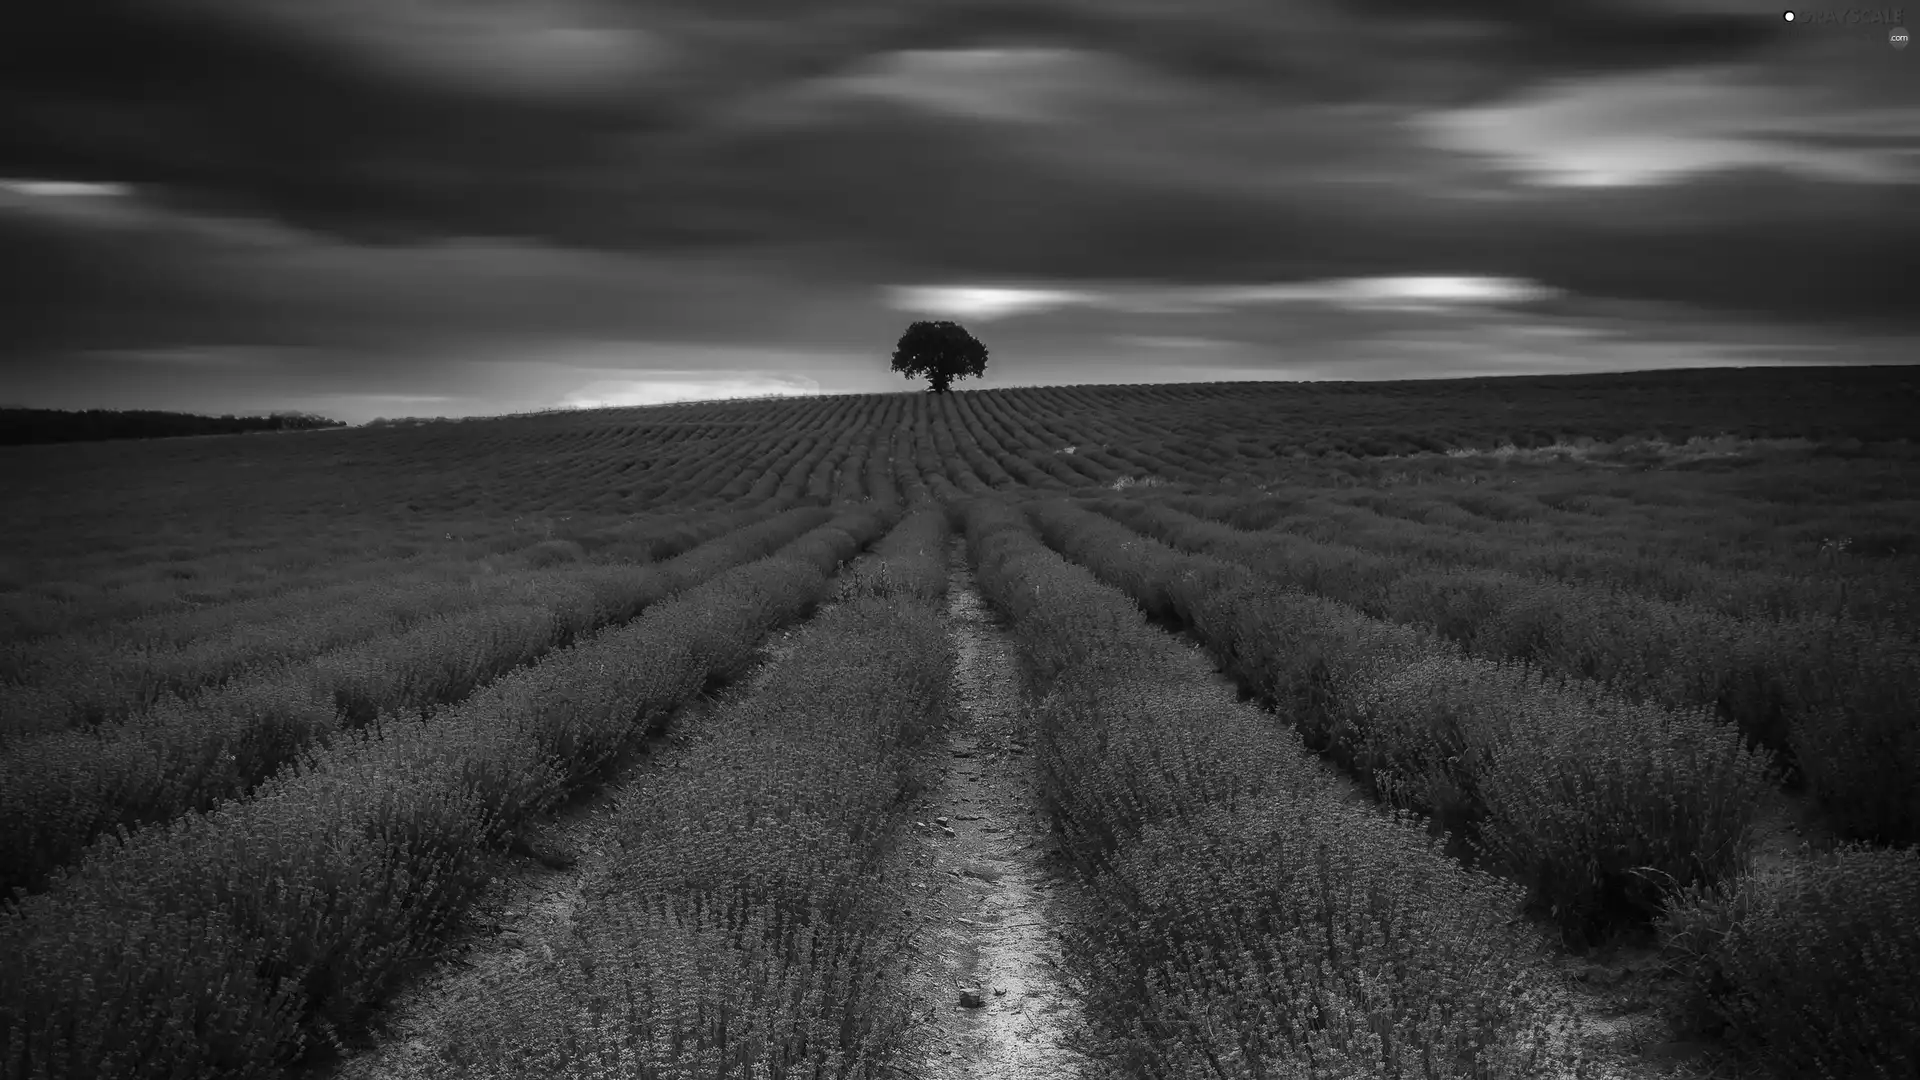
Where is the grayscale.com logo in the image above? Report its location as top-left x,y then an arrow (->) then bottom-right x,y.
1783,7 -> 1909,39
1782,7 -> 1905,23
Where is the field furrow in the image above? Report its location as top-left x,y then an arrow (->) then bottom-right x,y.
1023,495 -> 1919,1078
0,504 -> 839,900
1084,494 -> 1920,847
1031,496 -> 1772,941
1159,485 -> 1920,624
0,503 -> 803,737
0,503 -> 895,1078
313,506 -> 956,1079
960,495 -> 1562,1078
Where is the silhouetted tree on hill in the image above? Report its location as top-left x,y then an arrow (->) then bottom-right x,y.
890,320 -> 988,393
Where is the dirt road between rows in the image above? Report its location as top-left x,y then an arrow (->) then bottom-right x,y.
889,537 -> 1092,1079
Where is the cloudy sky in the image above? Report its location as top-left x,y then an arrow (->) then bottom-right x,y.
1,0 -> 1913,422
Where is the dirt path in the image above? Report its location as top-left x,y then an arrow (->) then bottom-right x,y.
889,537 -> 1091,1078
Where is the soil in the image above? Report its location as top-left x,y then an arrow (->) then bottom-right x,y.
885,537 -> 1092,1078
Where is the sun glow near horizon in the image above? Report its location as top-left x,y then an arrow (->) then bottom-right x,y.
887,275 -> 1561,322
558,374 -> 823,410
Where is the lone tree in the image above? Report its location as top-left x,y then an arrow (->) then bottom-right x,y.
890,320 -> 988,394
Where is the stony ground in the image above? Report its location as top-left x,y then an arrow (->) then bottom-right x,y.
886,538 -> 1092,1078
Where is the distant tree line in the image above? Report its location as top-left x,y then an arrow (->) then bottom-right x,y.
363,416 -> 445,429
363,415 -> 494,427
0,408 -> 347,446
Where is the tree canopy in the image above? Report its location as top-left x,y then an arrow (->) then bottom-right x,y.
889,320 -> 988,393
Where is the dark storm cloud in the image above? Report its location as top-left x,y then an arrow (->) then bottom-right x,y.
1,0 -> 1915,387
0,0 -> 1809,231
0,189 -> 891,358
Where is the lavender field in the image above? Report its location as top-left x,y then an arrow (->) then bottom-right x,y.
2,367 -> 1915,1079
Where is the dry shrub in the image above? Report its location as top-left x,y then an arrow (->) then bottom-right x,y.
1349,658 -> 1773,938
1787,625 -> 1920,845
1659,845 -> 1920,1079
1087,802 -> 1540,1080
832,506 -> 949,604
438,571 -> 948,1078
